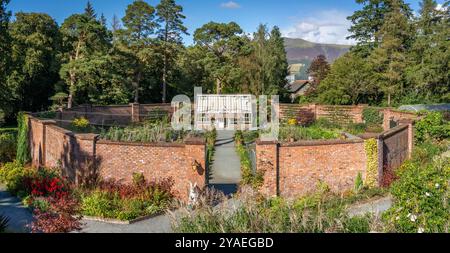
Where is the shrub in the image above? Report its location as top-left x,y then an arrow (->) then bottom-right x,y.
237,143 -> 263,188
31,195 -> 82,233
0,161 -> 36,196
80,178 -> 173,221
81,191 -> 116,218
345,123 -> 367,135
363,108 -> 383,126
16,112 -> 30,165
100,119 -> 189,143
173,185 -> 378,233
71,117 -> 91,133
354,172 -> 364,193
343,215 -> 371,233
364,138 -> 378,188
415,112 -> 450,143
287,118 -> 297,126
279,125 -> 340,142
0,133 -> 16,163
382,155 -> 449,233
296,109 -> 315,127
313,118 -> 341,129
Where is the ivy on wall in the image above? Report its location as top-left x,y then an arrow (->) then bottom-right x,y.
16,112 -> 30,165
364,138 -> 378,188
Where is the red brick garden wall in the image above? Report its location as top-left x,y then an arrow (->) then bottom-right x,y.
256,140 -> 367,198
279,104 -> 366,124
27,115 -> 206,201
96,140 -> 206,200
56,103 -> 173,127
255,122 -> 414,199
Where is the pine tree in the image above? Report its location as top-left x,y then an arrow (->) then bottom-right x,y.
369,0 -> 413,106
194,22 -> 244,94
60,12 -> 111,108
156,0 -> 188,103
266,26 -> 288,95
121,0 -> 158,103
348,0 -> 411,55
84,1 -> 96,19
406,0 -> 449,102
100,13 -> 107,26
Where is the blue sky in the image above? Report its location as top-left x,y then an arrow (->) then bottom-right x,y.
7,0 -> 442,45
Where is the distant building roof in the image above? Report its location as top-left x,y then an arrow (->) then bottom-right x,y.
288,64 -> 304,75
285,80 -> 311,93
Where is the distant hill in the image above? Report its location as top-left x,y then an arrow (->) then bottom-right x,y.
284,38 -> 351,64
284,38 -> 351,79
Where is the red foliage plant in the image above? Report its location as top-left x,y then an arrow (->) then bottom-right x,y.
296,109 -> 316,127
97,177 -> 174,200
22,168 -> 71,199
381,167 -> 398,188
31,195 -> 82,233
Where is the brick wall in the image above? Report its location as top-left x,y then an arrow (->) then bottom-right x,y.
96,140 -> 206,200
382,108 -> 419,131
27,115 -> 206,201
255,122 -> 414,199
56,103 -> 173,126
256,140 -> 367,199
279,104 -> 366,124
378,121 -> 414,186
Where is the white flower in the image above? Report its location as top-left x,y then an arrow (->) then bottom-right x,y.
425,192 -> 431,197
435,183 -> 440,189
418,227 -> 424,233
410,214 -> 417,222
395,216 -> 400,221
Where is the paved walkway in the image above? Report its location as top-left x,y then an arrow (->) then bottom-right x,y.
208,130 -> 242,195
347,196 -> 393,218
79,212 -> 174,233
0,186 -> 33,233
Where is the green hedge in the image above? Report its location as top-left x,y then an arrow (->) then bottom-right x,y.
16,112 -> 30,165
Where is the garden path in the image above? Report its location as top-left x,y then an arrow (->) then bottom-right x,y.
208,130 -> 242,195
0,185 -> 33,233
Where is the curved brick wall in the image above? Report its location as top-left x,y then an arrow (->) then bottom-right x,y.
28,115 -> 206,201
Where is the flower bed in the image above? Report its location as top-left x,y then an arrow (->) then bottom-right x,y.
98,118 -> 203,143
79,175 -> 173,221
0,162 -> 174,232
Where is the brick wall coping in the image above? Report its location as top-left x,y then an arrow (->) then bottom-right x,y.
256,138 -> 365,147
378,124 -> 409,139
96,140 -> 187,148
96,137 -> 205,147
46,123 -> 74,136
279,139 -> 365,147
280,103 -> 368,107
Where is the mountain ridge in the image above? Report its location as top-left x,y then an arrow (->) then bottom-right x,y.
284,37 -> 351,64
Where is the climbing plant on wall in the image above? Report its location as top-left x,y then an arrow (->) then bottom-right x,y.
364,138 -> 378,188
16,112 -> 30,165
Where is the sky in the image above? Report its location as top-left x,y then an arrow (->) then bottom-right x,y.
7,0 -> 442,46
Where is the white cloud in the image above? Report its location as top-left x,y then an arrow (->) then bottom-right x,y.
282,10 -> 356,45
220,1 -> 241,9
